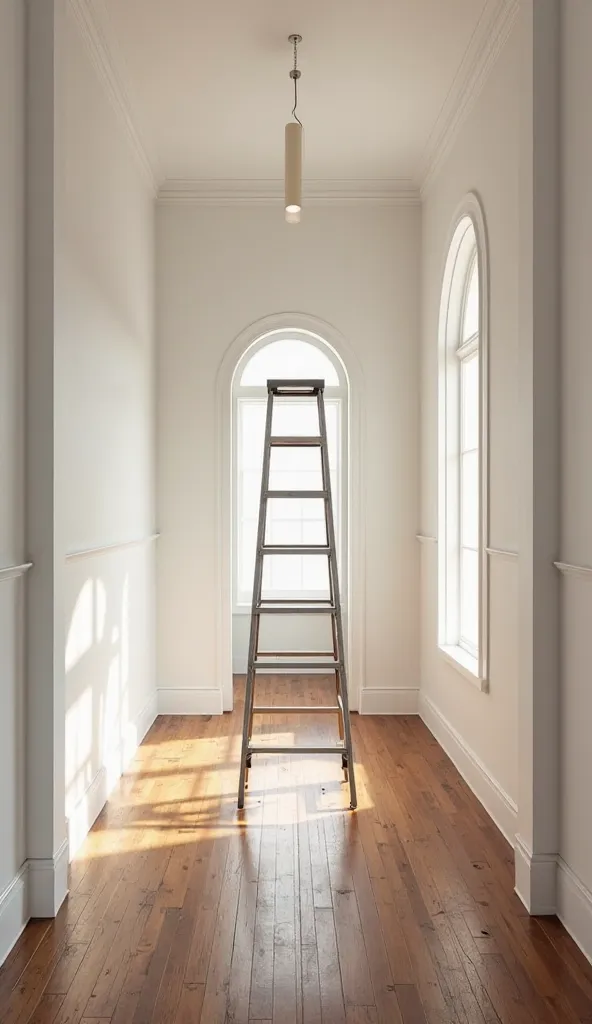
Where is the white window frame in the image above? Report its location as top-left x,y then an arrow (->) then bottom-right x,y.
232,331 -> 348,613
438,196 -> 489,690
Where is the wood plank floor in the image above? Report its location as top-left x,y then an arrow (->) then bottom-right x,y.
2,676 -> 592,1024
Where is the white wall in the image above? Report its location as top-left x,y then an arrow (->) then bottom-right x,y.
55,0 -> 157,857
0,0 -> 27,964
157,203 -> 420,714
419,22 -> 521,838
559,0 -> 592,958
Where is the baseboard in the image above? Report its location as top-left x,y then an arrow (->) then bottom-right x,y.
557,859 -> 592,964
28,837 -> 69,918
514,834 -> 557,915
418,692 -> 518,845
0,865 -> 29,966
358,687 -> 419,715
157,687 -> 224,715
67,690 -> 158,859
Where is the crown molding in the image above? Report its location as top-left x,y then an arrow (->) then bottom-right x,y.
157,178 -> 421,206
67,0 -> 158,194
419,0 -> 520,194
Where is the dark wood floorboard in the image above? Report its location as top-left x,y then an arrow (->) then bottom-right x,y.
2,675 -> 591,1024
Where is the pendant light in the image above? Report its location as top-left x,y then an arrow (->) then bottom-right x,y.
285,34 -> 303,224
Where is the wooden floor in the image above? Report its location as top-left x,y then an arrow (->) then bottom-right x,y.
2,677 -> 592,1024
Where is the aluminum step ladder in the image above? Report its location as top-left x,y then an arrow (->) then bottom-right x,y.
237,378 -> 357,810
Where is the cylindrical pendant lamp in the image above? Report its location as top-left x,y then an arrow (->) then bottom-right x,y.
285,34 -> 303,224
285,121 -> 302,223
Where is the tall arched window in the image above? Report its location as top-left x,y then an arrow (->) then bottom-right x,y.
233,332 -> 347,607
438,200 -> 488,688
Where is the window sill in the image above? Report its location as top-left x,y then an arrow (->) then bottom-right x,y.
438,644 -> 488,692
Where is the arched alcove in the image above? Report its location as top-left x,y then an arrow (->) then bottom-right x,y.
214,313 -> 365,712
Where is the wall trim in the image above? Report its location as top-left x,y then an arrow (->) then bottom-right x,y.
0,561 -> 33,582
420,0 -> 520,193
65,533 -> 160,562
157,687 -> 224,716
416,534 -> 437,545
514,834 -> 558,916
358,687 -> 419,715
0,865 -> 29,967
554,560 -> 592,579
486,546 -> 518,560
557,859 -> 592,965
28,838 -> 69,919
157,178 -> 420,206
66,690 -> 158,858
418,692 -> 518,845
67,0 -> 157,192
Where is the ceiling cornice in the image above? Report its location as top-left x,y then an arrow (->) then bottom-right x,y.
157,179 -> 421,206
68,0 -> 158,194
418,0 -> 520,194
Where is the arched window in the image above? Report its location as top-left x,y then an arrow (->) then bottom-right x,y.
438,201 -> 488,687
233,332 -> 347,606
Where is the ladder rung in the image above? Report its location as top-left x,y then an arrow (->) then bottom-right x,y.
256,651 -> 335,657
248,745 -> 346,756
254,604 -> 336,615
253,660 -> 341,670
252,705 -> 340,715
266,490 -> 327,499
269,436 -> 323,447
261,545 -> 330,555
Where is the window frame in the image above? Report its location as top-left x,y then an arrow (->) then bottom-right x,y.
232,332 -> 348,613
437,197 -> 489,691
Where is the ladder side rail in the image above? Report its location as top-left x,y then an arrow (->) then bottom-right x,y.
238,388 -> 275,809
317,389 -> 357,809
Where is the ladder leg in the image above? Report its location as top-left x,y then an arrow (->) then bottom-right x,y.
238,665 -> 255,809
238,389 -> 274,809
317,390 -> 357,810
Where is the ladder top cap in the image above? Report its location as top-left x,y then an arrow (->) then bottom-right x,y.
267,378 -> 325,393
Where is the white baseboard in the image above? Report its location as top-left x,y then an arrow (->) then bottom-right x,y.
358,687 -> 419,715
0,865 -> 29,966
418,692 -> 518,845
157,687 -> 224,715
28,837 -> 69,918
67,690 -> 158,859
557,859 -> 592,964
514,834 -> 557,915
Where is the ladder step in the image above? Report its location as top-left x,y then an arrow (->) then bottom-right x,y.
253,660 -> 342,670
269,436 -> 323,447
248,745 -> 346,755
267,378 -> 324,393
261,545 -> 330,555
252,705 -> 340,715
254,604 -> 337,614
266,490 -> 327,499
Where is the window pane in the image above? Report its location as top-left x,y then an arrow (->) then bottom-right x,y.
461,450 -> 479,550
240,338 -> 340,386
237,397 -> 342,600
460,548 -> 479,651
239,519 -> 257,592
461,354 -> 479,452
462,258 -> 479,341
302,556 -> 330,592
272,399 -> 320,437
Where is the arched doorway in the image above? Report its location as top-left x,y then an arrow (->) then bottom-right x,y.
214,314 -> 365,713
231,331 -> 348,701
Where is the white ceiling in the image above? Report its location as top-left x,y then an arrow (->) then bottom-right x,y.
89,0 -> 494,187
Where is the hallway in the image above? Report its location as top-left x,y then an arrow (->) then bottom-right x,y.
1,678 -> 590,1024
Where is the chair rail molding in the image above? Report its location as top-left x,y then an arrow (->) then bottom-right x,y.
554,560 -> 592,579
0,562 -> 33,582
65,533 -> 160,562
